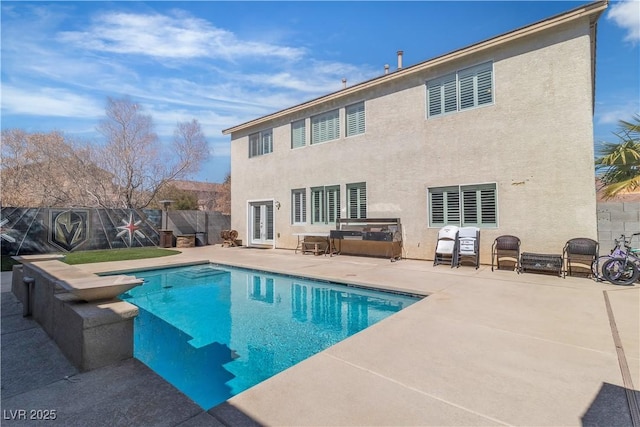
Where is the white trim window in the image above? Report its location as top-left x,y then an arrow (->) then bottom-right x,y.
428,183 -> 497,227
291,188 -> 307,224
311,185 -> 341,224
346,102 -> 365,137
311,109 -> 340,144
426,62 -> 493,118
347,182 -> 367,219
249,129 -> 273,157
291,119 -> 306,149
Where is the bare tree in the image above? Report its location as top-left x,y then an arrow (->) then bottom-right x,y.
214,172 -> 231,215
1,98 -> 209,209
95,97 -> 210,208
0,129 -> 102,207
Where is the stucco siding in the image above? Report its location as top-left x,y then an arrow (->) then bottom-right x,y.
230,14 -> 598,263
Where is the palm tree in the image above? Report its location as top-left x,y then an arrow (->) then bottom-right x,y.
595,115 -> 640,199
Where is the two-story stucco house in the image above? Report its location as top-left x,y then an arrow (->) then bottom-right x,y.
223,1 -> 607,263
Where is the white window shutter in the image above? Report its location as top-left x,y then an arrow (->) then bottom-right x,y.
292,189 -> 306,224
347,182 -> 366,219
430,191 -> 445,225
261,130 -> 273,154
427,62 -> 492,117
346,102 -> 365,136
459,73 -> 475,110
427,82 -> 442,117
480,187 -> 497,225
446,190 -> 460,224
291,120 -> 305,148
326,186 -> 340,223
311,187 -> 324,223
311,110 -> 339,144
443,76 -> 457,113
266,203 -> 274,239
477,66 -> 493,105
249,133 -> 259,157
462,189 -> 478,224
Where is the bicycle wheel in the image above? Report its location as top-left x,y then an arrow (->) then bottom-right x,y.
601,258 -> 640,285
591,256 -> 612,281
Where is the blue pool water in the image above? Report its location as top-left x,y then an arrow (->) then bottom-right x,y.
119,264 -> 420,409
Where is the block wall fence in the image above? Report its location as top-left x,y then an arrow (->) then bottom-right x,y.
1,204 -> 636,259
0,207 -> 230,257
597,202 -> 640,252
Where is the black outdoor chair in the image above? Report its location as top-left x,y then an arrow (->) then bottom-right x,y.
563,238 -> 598,277
491,235 -> 521,272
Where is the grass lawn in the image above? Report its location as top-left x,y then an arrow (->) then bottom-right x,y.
1,257 -> 20,272
64,248 -> 181,264
1,247 -> 181,271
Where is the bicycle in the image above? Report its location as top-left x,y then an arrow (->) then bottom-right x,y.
592,232 -> 640,285
591,234 -> 630,281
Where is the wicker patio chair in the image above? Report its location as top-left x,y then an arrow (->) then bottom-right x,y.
563,238 -> 598,277
491,235 -> 521,272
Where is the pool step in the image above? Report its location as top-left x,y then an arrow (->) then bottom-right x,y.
177,267 -> 229,280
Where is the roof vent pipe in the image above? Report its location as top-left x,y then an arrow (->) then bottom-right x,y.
384,64 -> 389,75
342,78 -> 347,89
397,50 -> 403,70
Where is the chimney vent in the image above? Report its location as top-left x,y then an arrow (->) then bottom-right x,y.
384,64 -> 390,75
397,50 -> 404,70
342,78 -> 347,89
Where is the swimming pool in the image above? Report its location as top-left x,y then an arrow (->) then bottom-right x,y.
119,263 -> 420,409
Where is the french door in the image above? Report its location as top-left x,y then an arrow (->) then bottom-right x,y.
250,201 -> 274,245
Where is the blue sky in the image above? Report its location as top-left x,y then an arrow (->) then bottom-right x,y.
2,1 -> 639,183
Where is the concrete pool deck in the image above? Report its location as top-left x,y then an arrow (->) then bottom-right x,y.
1,245 -> 639,426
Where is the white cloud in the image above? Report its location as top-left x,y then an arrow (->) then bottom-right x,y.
0,4 -> 382,150
607,0 -> 640,43
210,140 -> 231,158
57,11 -> 306,61
597,107 -> 640,125
146,106 -> 235,137
237,61 -> 377,95
1,85 -> 103,118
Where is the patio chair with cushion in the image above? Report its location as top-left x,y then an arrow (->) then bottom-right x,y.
563,238 -> 598,277
491,235 -> 521,272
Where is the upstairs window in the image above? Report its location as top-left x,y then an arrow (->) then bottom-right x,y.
426,62 -> 493,118
249,130 -> 273,157
291,119 -> 306,149
427,74 -> 457,117
459,63 -> 493,110
346,102 -> 365,137
347,182 -> 367,219
311,109 -> 339,144
428,183 -> 497,227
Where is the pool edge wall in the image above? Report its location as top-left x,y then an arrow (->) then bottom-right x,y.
17,261 -> 139,372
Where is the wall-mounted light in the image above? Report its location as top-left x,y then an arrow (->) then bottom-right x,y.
275,201 -> 281,210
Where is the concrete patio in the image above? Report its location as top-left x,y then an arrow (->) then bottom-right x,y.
1,245 -> 639,426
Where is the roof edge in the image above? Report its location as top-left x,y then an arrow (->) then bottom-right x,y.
222,0 -> 608,136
